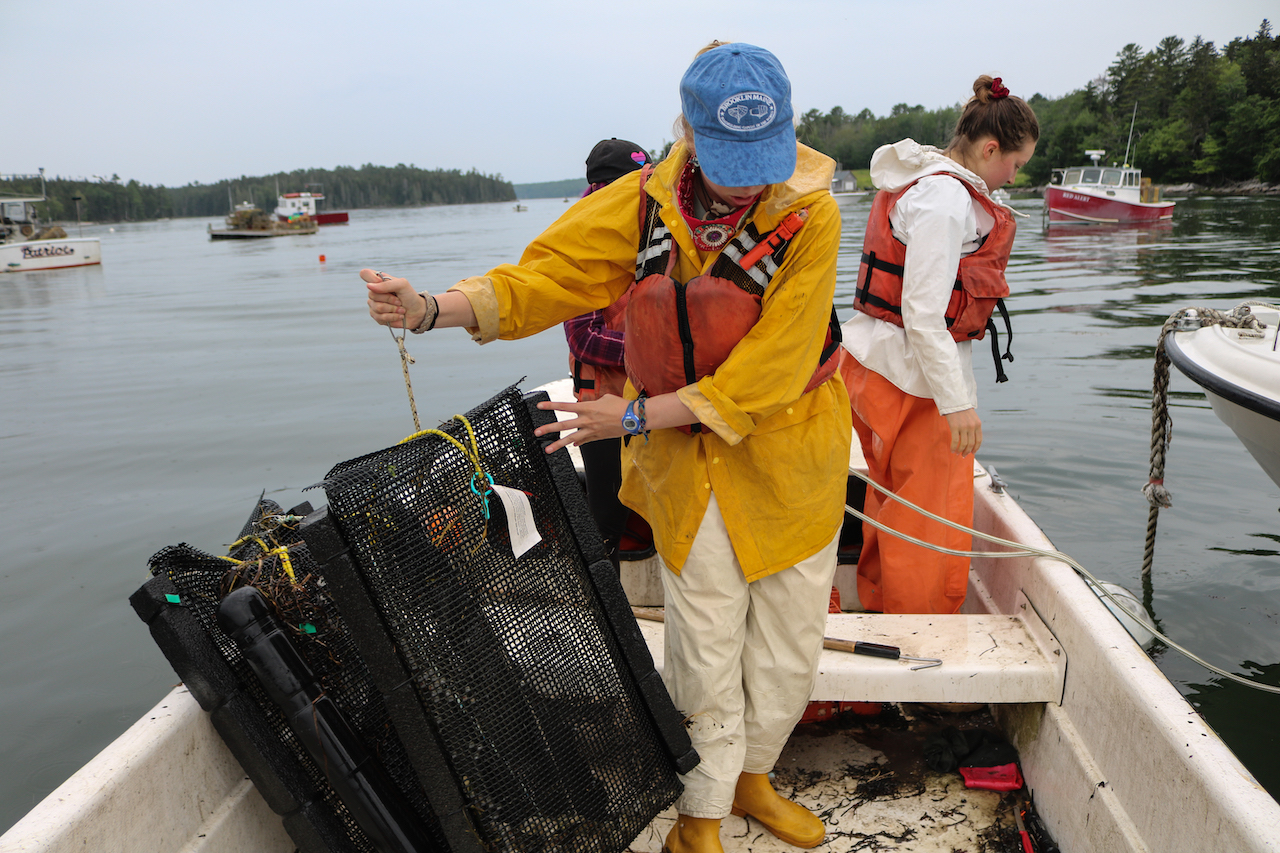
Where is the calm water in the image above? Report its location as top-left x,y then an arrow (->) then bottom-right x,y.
2,194 -> 1279,831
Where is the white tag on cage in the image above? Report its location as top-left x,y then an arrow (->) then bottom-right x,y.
491,484 -> 541,558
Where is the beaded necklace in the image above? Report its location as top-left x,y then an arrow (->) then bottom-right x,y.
675,161 -> 758,252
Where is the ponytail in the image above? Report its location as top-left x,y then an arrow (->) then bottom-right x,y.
949,75 -> 1039,154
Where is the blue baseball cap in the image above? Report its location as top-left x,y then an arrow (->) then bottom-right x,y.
679,44 -> 796,187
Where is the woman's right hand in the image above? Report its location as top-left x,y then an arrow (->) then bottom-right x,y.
361,268 -> 428,329
943,408 -> 983,457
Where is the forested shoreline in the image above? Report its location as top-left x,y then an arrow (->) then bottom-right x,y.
798,20 -> 1278,188
0,164 -> 515,225
5,21 -> 1275,224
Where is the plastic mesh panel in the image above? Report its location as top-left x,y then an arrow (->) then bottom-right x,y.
147,500 -> 446,853
321,385 -> 681,853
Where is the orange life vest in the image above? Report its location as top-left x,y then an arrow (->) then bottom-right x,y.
624,188 -> 841,434
853,175 -> 1015,381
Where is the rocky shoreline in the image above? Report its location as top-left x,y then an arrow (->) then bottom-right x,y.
1011,179 -> 1279,198
1160,180 -> 1280,196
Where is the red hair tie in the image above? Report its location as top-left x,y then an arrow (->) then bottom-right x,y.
991,78 -> 1010,100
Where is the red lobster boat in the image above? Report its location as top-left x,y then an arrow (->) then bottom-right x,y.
274,191 -> 349,225
1045,150 -> 1174,223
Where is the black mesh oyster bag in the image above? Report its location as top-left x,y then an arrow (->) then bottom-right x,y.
135,498 -> 445,853
297,383 -> 695,853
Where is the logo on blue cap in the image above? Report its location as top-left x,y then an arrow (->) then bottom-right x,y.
717,92 -> 777,133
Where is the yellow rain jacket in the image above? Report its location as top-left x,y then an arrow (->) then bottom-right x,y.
451,141 -> 851,581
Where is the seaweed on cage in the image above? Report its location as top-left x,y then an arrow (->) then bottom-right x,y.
217,518 -> 351,685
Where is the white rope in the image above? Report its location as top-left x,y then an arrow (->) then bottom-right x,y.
847,466 -> 1280,696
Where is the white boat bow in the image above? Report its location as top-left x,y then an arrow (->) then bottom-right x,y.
1166,303 -> 1280,488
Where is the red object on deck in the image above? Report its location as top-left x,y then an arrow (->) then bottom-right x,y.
958,762 -> 1024,792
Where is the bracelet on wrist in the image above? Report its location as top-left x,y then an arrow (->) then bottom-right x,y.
410,292 -> 439,334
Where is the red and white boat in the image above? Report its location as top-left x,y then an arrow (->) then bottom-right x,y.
1045,150 -> 1175,223
274,191 -> 349,225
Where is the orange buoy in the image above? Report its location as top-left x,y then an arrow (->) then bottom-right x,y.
319,254 -> 327,262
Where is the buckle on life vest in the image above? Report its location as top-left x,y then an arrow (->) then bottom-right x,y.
738,209 -> 808,270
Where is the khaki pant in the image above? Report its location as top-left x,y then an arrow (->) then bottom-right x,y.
660,492 -> 840,818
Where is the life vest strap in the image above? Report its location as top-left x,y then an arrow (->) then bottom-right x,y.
819,306 -> 842,365
855,251 -> 903,317
857,250 -> 964,315
859,249 -> 905,280
572,358 -> 595,393
985,298 -> 1014,383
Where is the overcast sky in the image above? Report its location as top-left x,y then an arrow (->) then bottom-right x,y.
5,0 -> 1274,187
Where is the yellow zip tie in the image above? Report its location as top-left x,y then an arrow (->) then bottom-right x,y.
219,541 -> 297,582
227,534 -> 271,553
269,546 -> 297,583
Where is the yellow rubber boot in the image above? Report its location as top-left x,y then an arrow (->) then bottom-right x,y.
730,772 -> 825,848
662,815 -> 723,853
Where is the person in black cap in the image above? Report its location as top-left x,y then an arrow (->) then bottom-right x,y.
364,42 -> 847,853
584,137 -> 649,195
564,139 -> 655,568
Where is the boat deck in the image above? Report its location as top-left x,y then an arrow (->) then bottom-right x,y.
629,705 -> 1021,853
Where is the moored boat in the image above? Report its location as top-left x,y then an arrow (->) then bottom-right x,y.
2,378 -> 1278,853
1165,302 -> 1280,488
274,191 -> 349,225
1045,150 -> 1175,223
209,202 -> 319,239
1,171 -> 102,272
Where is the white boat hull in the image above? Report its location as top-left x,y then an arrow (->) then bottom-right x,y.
5,378 -> 1279,852
0,237 -> 101,272
1166,305 -> 1280,488
0,688 -> 292,853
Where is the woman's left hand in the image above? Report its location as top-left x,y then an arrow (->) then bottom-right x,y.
534,395 -> 629,453
943,408 -> 983,457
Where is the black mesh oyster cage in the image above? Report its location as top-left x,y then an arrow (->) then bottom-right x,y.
134,498 -> 444,853
132,383 -> 694,853
299,384 -> 695,853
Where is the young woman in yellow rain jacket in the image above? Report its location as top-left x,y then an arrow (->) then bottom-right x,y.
365,43 -> 849,853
